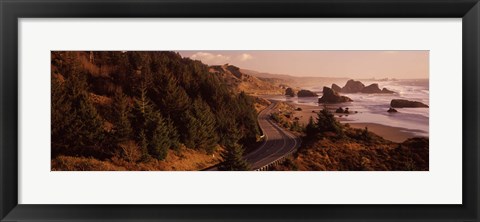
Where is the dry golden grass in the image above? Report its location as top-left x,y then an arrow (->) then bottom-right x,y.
155,146 -> 224,171
276,101 -> 295,110
51,145 -> 224,171
286,134 -> 428,171
52,156 -> 125,171
209,65 -> 284,95
253,96 -> 271,112
270,123 -> 428,171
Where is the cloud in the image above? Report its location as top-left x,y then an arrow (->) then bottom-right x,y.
189,52 -> 254,65
190,52 -> 230,64
238,53 -> 253,61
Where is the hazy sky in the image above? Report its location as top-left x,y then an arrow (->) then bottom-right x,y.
179,51 -> 429,79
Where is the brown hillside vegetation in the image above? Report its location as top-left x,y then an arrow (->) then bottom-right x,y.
209,64 -> 284,95
52,51 -> 114,78
274,130 -> 428,171
287,135 -> 428,171
271,108 -> 429,171
52,145 -> 223,171
268,101 -> 304,133
253,96 -> 272,112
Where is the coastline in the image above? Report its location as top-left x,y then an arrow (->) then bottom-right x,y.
283,101 -> 425,143
345,122 -> 420,143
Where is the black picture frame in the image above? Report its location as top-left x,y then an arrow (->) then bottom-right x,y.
1,0 -> 479,221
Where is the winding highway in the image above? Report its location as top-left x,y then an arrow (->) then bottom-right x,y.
205,101 -> 301,171
243,102 -> 301,170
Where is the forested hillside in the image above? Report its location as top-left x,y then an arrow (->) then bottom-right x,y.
51,51 -> 260,170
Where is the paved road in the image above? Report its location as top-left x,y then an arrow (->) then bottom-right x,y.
243,102 -> 301,170
204,101 -> 301,171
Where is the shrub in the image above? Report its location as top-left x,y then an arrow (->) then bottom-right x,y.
271,112 -> 282,123
118,140 -> 142,162
316,107 -> 344,137
290,120 -> 303,132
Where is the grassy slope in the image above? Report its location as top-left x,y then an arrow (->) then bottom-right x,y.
52,146 -> 223,171
269,103 -> 429,171
210,65 -> 284,95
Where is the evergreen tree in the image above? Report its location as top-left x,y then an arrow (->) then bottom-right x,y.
149,113 -> 170,160
150,71 -> 190,149
164,117 -> 180,151
179,112 -> 198,149
68,69 -> 105,145
138,129 -> 149,160
51,62 -> 104,157
218,143 -> 250,171
131,83 -> 172,160
217,115 -> 241,147
111,90 -> 132,141
189,98 -> 219,153
235,92 -> 260,144
305,116 -> 317,139
131,83 -> 156,131
152,71 -> 190,118
51,77 -> 76,156
316,107 -> 343,135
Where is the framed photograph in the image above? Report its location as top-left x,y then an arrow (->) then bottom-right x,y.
1,0 -> 479,221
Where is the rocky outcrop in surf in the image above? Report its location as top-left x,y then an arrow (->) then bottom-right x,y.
318,87 -> 353,103
285,87 -> 295,97
331,84 -> 342,92
335,79 -> 395,94
361,83 -> 394,94
341,80 -> 365,93
390,99 -> 429,108
297,89 -> 318,97
387,107 -> 398,113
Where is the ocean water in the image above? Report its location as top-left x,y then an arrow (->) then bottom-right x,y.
265,79 -> 429,137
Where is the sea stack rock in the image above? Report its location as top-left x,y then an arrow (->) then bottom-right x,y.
297,89 -> 318,97
339,80 -> 395,94
331,84 -> 342,92
361,83 -> 383,93
390,99 -> 429,108
387,107 -> 398,113
382,88 -> 395,93
341,79 -> 365,93
285,87 -> 295,97
318,87 -> 353,103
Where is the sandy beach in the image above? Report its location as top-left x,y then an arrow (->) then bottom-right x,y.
284,102 -> 421,143
345,122 -> 418,143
